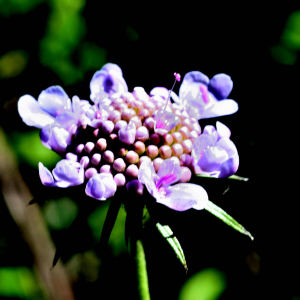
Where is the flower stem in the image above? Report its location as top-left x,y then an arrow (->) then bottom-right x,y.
131,238 -> 151,300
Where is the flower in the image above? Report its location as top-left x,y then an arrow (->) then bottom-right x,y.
85,173 -> 117,200
138,158 -> 208,211
90,63 -> 128,103
151,71 -> 238,120
192,121 -> 239,178
39,159 -> 85,187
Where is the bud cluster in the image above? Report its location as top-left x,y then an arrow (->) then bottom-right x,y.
65,88 -> 202,188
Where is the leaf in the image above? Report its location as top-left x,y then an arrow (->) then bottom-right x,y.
196,174 -> 249,181
205,200 -> 254,240
98,195 -> 123,253
156,223 -> 187,271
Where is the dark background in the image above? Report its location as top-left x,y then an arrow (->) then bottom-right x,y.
0,2 -> 298,299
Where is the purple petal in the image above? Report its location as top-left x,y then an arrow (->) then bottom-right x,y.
157,183 -> 208,211
38,86 -> 71,117
156,158 -> 182,186
39,162 -> 55,186
208,73 -> 233,100
182,71 -> 210,86
18,95 -> 55,128
101,63 -> 123,76
118,122 -> 136,145
216,138 -> 237,157
85,173 -> 117,200
216,121 -> 231,139
154,110 -> 179,135
52,159 -> 84,187
198,146 -> 229,172
218,154 -> 239,178
150,87 -> 169,100
203,125 -> 218,144
200,99 -> 238,119
138,160 -> 159,198
192,134 -> 215,161
55,111 -> 77,129
41,125 -> 70,153
90,65 -> 128,101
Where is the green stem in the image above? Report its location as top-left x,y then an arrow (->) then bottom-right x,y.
130,237 -> 150,300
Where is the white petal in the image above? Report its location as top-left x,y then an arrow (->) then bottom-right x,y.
157,183 -> 208,211
38,162 -> 54,186
216,121 -> 231,139
18,95 -> 55,128
200,99 -> 238,119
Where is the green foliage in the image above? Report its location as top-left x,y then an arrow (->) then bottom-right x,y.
88,201 -> 127,255
205,200 -> 254,240
0,267 -> 41,299
179,268 -> 226,300
0,50 -> 28,79
0,0 -> 44,17
271,10 -> 300,64
10,130 -> 60,168
43,197 -> 78,230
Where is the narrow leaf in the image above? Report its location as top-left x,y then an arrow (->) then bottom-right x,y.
205,200 -> 254,240
196,174 -> 249,181
98,196 -> 122,252
156,223 -> 187,271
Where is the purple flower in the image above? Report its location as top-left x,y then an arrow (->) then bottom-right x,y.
151,71 -> 238,120
118,122 -> 136,145
154,109 -> 179,135
39,159 -> 84,187
85,173 -> 117,200
90,63 -> 128,102
138,158 -> 208,211
192,121 -> 239,178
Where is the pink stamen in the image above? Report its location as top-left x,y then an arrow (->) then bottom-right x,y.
96,111 -> 101,119
174,73 -> 181,82
156,120 -> 165,129
200,84 -> 210,104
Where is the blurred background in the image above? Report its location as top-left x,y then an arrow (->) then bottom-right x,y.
0,1 -> 298,299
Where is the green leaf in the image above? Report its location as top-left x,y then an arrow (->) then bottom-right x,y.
205,200 -> 254,240
179,268 -> 226,300
196,174 -> 249,181
156,223 -> 187,271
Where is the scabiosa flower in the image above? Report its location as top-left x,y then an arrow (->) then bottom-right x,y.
192,121 -> 239,178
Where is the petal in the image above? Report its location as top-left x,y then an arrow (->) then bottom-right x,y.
118,122 -> 136,144
38,86 -> 71,117
216,121 -> 231,139
156,158 -> 182,186
90,66 -> 128,101
154,110 -> 179,135
203,125 -> 218,144
216,138 -> 237,157
85,175 -> 106,200
18,95 -> 55,128
47,126 -> 70,153
138,160 -> 159,198
198,146 -> 229,172
208,73 -> 233,100
38,162 -> 55,186
157,183 -> 208,211
200,99 -> 238,119
52,159 -> 84,187
192,134 -> 215,161
179,71 -> 209,101
150,87 -> 169,100
101,63 -> 123,76
170,91 -> 182,105
218,154 -> 239,178
55,111 -> 77,129
99,173 -> 117,199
